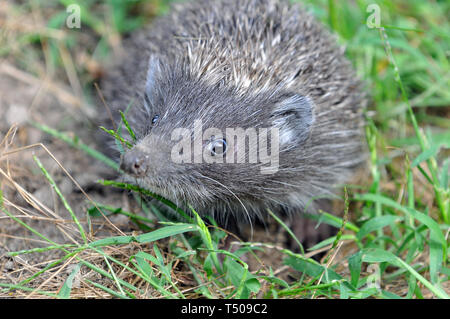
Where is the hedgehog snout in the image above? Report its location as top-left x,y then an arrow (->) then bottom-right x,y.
120,149 -> 149,177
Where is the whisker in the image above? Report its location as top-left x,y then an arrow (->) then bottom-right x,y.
198,173 -> 254,237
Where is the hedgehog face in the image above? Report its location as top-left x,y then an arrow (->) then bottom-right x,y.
119,56 -> 316,212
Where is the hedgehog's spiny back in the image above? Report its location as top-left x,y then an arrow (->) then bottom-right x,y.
165,0 -> 355,98
105,0 -> 365,125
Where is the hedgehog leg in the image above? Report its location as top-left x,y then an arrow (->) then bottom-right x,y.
290,216 -> 336,253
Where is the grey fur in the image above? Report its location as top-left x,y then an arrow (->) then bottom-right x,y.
101,0 -> 367,224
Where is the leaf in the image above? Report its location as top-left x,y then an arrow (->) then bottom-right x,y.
153,244 -> 172,281
133,252 -> 170,289
340,282 -> 350,299
224,257 -> 246,288
87,206 -> 114,217
119,110 -> 137,142
357,215 -> 403,240
58,264 -> 81,299
88,224 -> 196,248
223,257 -> 252,299
134,255 -> 154,280
135,224 -> 197,243
100,126 -> 133,149
99,180 -> 192,221
303,212 -> 359,232
348,251 -> 363,287
380,290 -> 403,299
134,251 -> 158,265
84,279 -> 131,299
175,250 -> 196,260
441,267 -> 450,277
429,240 -> 443,284
245,278 -> 261,294
89,235 -> 135,247
355,194 -> 447,259
190,206 -> 222,272
203,254 -> 214,277
283,255 -> 354,290
411,144 -> 442,168
361,248 -> 399,265
259,276 -> 290,289
439,158 -> 449,188
361,248 -> 449,299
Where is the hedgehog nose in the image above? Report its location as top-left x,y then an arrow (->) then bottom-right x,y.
120,150 -> 148,177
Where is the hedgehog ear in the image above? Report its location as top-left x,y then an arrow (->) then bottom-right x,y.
145,55 -> 163,95
271,94 -> 315,146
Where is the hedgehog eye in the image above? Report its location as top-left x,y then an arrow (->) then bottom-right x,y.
208,138 -> 227,156
151,115 -> 160,124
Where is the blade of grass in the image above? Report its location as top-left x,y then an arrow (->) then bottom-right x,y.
378,27 -> 448,223
84,279 -> 131,299
31,121 -> 120,171
267,208 -> 304,254
99,180 -> 192,221
361,248 -> 449,299
33,155 -> 87,244
57,263 -> 81,299
99,126 -> 133,149
119,110 -> 137,142
189,205 -> 222,273
0,283 -> 57,298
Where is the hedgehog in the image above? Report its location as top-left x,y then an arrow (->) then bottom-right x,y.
101,0 -> 367,236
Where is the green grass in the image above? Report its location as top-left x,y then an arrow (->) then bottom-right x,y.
0,0 -> 449,299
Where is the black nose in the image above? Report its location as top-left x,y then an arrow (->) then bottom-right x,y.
120,150 -> 148,177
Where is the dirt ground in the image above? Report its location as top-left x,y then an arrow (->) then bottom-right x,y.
0,63 -> 109,249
